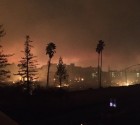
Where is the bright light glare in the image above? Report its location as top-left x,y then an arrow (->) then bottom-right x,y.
116,80 -> 134,87
110,99 -> 117,108
56,85 -> 61,88
126,83 -> 129,86
56,84 -> 69,88
110,102 -> 113,107
113,103 -> 117,107
81,78 -> 84,81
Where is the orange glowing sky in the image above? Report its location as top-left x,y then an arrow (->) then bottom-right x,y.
1,0 -> 140,70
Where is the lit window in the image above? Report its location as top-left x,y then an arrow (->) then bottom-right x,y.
92,73 -> 96,78
111,72 -> 115,78
137,73 -> 140,77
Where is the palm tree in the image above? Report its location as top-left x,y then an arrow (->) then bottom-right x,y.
46,42 -> 56,87
96,44 -> 100,88
96,40 -> 105,88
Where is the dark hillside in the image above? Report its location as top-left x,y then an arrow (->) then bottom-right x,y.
0,85 -> 140,125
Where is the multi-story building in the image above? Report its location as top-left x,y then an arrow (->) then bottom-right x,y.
2,63 -> 140,89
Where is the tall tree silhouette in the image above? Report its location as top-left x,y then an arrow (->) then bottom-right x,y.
46,42 -> 56,87
0,46 -> 11,82
55,57 -> 68,87
96,40 -> 105,88
17,35 -> 38,94
0,25 -> 12,82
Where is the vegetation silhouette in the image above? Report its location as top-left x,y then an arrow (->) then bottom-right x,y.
55,57 -> 69,88
0,25 -> 13,82
0,30 -> 139,125
96,40 -> 105,88
16,35 -> 38,95
46,42 -> 56,87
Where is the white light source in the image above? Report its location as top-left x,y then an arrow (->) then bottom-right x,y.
110,102 -> 113,107
109,99 -> 117,108
81,78 -> 84,81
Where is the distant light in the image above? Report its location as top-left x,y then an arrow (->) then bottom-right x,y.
137,73 -> 140,77
126,83 -> 129,86
63,84 -> 69,87
81,78 -> 84,81
80,123 -> 87,125
19,76 -> 22,81
56,85 -> 61,88
113,103 -> 117,108
110,102 -> 113,107
24,77 -> 27,81
110,98 -> 117,108
23,87 -> 27,90
33,79 -> 36,82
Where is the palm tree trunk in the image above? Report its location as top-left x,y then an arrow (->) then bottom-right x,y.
98,53 -> 100,88
100,51 -> 102,88
47,58 -> 51,87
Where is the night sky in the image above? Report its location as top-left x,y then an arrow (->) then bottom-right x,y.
0,0 -> 140,70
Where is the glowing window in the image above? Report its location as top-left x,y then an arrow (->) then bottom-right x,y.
137,73 -> 140,77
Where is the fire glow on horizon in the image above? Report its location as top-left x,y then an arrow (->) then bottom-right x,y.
0,0 -> 140,70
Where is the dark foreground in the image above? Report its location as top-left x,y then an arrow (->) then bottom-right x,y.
0,85 -> 140,125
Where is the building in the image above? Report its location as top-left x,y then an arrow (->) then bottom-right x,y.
2,63 -> 140,89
